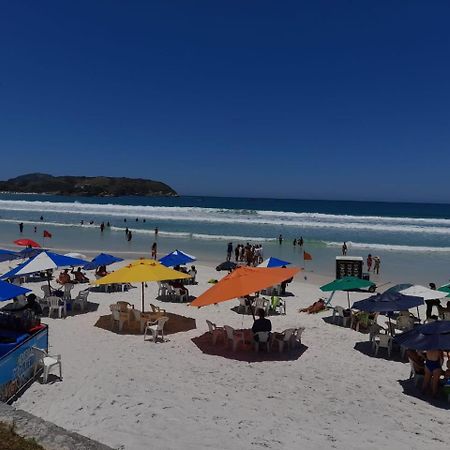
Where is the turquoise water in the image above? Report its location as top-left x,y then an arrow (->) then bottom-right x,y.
0,193 -> 449,284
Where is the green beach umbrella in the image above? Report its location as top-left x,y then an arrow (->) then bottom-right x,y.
438,283 -> 450,297
320,276 -> 375,308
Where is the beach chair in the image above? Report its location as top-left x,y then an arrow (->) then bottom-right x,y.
270,296 -> 286,315
272,328 -> 296,353
254,332 -> 271,352
373,334 -> 393,357
110,304 -> 129,332
291,327 -> 304,348
63,283 -> 74,301
150,303 -> 166,315
174,288 -> 188,303
224,325 -> 246,352
32,347 -> 62,384
254,297 -> 270,316
72,289 -> 89,312
157,282 -> 168,299
41,284 -> 52,299
332,306 -> 350,327
206,320 -> 224,345
132,311 -> 154,333
144,316 -> 169,342
238,297 -> 251,314
188,269 -> 196,284
396,315 -> 415,331
48,296 -> 66,318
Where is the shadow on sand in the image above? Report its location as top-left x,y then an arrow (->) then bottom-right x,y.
191,332 -> 308,362
398,378 -> 450,410
94,311 -> 196,335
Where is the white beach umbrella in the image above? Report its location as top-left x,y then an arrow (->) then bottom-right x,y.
399,285 -> 448,301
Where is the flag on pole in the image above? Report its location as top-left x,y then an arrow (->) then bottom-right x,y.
303,251 -> 312,261
43,230 -> 52,238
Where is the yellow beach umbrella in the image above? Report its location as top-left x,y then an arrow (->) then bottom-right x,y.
93,258 -> 191,311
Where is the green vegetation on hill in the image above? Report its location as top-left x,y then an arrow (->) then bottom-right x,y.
0,173 -> 178,197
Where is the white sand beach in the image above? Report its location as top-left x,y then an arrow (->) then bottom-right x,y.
6,261 -> 449,450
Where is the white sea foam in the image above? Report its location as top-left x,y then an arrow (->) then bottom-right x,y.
1,199 -> 450,235
325,241 -> 450,253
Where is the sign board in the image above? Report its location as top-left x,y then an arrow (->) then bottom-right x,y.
336,256 -> 363,279
0,327 -> 48,402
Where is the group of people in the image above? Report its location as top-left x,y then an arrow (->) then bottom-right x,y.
58,268 -> 90,284
227,242 -> 264,266
407,349 -> 450,397
366,254 -> 381,274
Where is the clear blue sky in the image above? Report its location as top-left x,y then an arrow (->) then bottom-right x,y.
1,1 -> 449,202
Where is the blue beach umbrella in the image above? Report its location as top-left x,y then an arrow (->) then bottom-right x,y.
159,249 -> 196,267
352,291 -> 424,313
257,257 -> 291,268
17,248 -> 45,259
0,280 -> 31,302
0,249 -> 20,263
384,283 -> 413,294
83,253 -> 124,270
394,321 -> 450,351
1,251 -> 88,280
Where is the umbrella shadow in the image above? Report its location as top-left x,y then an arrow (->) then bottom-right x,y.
321,315 -> 350,328
191,332 -> 308,362
230,306 -> 284,317
65,302 -> 99,316
398,378 -> 450,410
157,295 -> 196,304
353,340 -> 405,362
94,311 -> 196,336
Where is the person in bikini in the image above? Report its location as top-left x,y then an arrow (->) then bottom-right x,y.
422,349 -> 443,397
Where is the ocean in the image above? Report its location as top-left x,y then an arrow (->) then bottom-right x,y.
0,193 -> 449,285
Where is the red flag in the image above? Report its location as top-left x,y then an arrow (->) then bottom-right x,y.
43,230 -> 52,238
303,251 -> 312,261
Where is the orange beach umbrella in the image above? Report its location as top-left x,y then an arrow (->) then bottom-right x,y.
190,266 -> 300,308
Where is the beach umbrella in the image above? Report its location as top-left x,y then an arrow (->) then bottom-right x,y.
257,257 -> 291,268
159,249 -> 196,267
384,283 -> 413,294
0,280 -> 31,302
13,239 -> 41,248
216,261 -> 237,272
83,253 -> 124,270
352,292 -> 424,313
0,249 -> 19,263
394,321 -> 450,351
438,283 -> 450,298
399,285 -> 448,301
320,276 -> 375,308
190,266 -> 300,311
1,251 -> 88,286
93,258 -> 191,312
17,248 -> 44,259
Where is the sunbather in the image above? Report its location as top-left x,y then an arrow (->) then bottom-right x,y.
72,267 -> 89,283
299,299 -> 326,314
58,269 -> 73,285
422,349 -> 443,397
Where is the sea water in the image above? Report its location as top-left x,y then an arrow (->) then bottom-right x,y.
0,193 -> 449,285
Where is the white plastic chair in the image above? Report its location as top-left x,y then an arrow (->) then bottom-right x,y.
291,327 -> 304,348
224,325 -> 245,351
32,347 -> 62,384
72,290 -> 89,312
396,316 -> 415,331
144,316 -> 169,342
332,306 -> 350,327
48,296 -> 66,318
238,298 -> 251,314
150,303 -> 166,315
206,320 -> 224,345
174,288 -> 188,303
254,298 -> 270,316
110,304 -> 129,332
157,281 -> 168,298
41,285 -> 52,298
272,328 -> 296,353
270,296 -> 286,315
373,334 -> 393,357
63,283 -> 74,301
254,331 -> 271,352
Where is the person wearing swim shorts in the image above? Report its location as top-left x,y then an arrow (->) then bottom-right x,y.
422,349 -> 443,397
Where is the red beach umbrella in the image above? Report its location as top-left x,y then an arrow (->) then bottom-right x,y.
13,238 -> 41,248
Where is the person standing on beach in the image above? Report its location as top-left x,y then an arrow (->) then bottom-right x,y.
151,242 -> 157,259
19,222 -> 24,233
100,222 -> 105,233
293,239 -> 297,246
127,230 -> 132,242
125,227 -> 129,236
373,256 -> 381,274
342,242 -> 348,255
227,242 -> 233,261
34,226 -> 37,233
366,254 -> 373,272
299,236 -> 304,247
155,227 -> 159,236
278,234 -> 283,244
234,245 -> 239,262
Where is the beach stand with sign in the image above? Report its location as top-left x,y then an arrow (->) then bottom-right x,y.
335,256 -> 365,280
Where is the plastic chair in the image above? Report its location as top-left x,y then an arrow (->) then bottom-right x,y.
291,327 -> 304,348
48,296 -> 66,318
373,334 -> 393,357
254,332 -> 271,352
396,316 -> 415,331
254,298 -> 270,316
41,285 -> 52,299
332,306 -> 350,327
238,298 -> 251,314
144,316 -> 169,342
72,290 -> 89,312
272,329 -> 296,352
133,310 -> 154,333
63,283 -> 74,301
224,325 -> 245,351
32,347 -> 62,383
157,282 -> 168,298
174,288 -> 188,303
270,296 -> 286,315
150,303 -> 166,314
110,304 -> 129,332
206,320 -> 224,344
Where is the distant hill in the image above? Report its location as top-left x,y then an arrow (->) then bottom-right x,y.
0,173 -> 178,197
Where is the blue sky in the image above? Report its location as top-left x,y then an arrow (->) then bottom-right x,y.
1,1 -> 449,202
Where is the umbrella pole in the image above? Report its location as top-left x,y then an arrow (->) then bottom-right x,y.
141,282 -> 145,312
416,306 -> 420,321
347,292 -> 351,309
